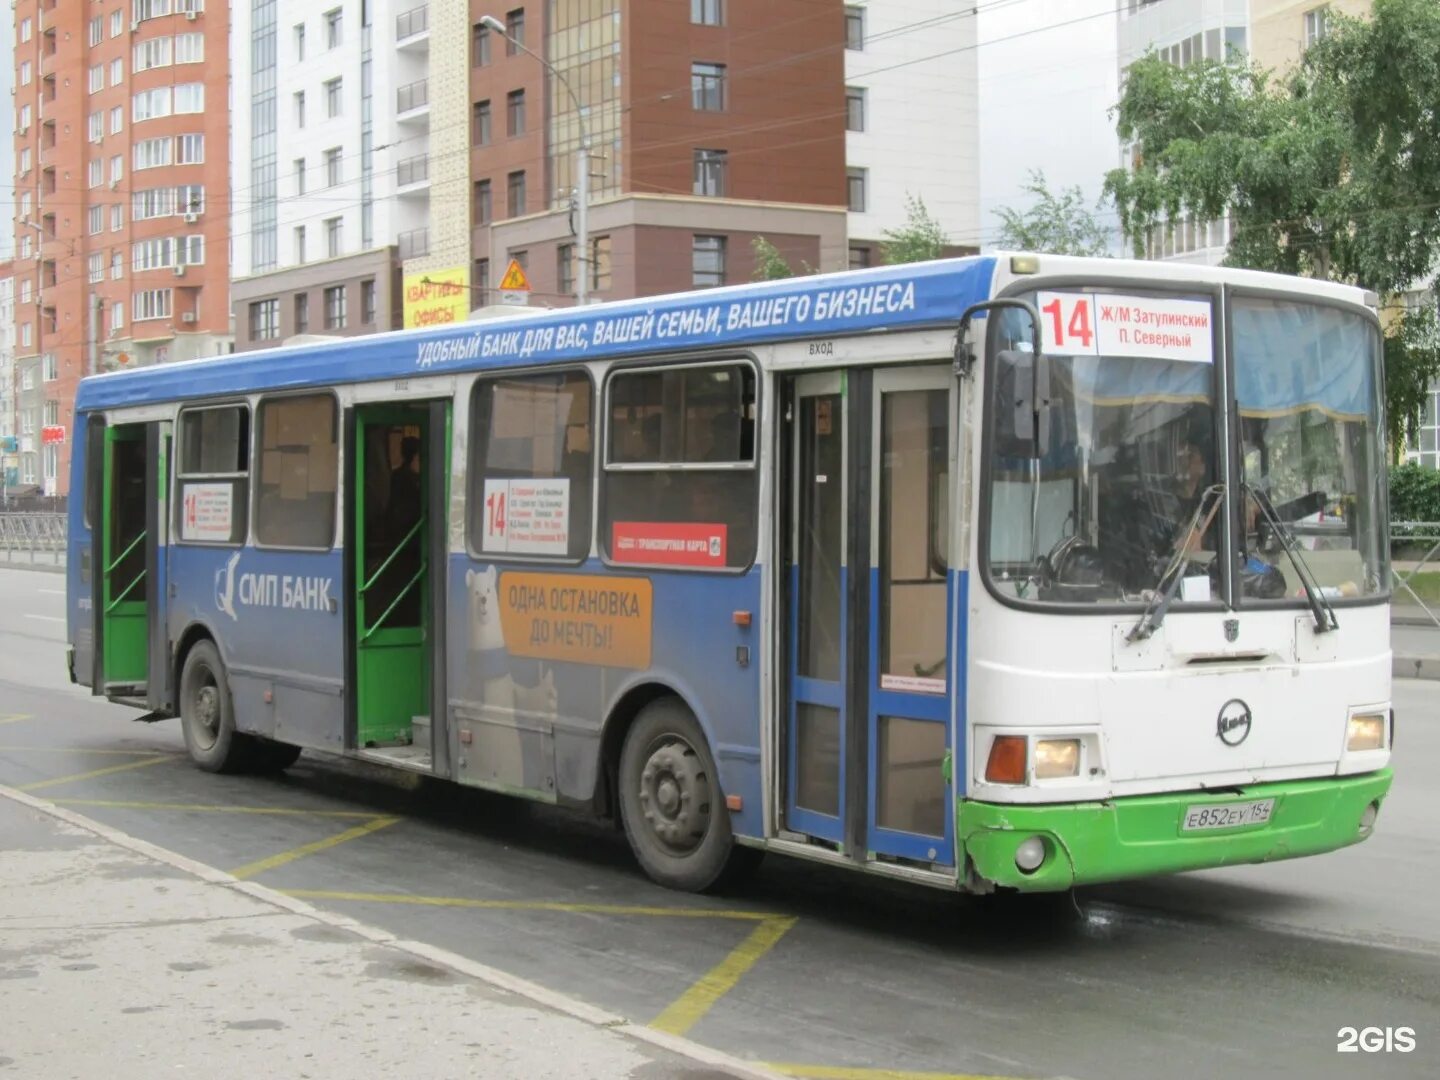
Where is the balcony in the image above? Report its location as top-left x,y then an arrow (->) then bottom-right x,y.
398,227 -> 429,260
396,79 -> 430,125
395,154 -> 429,192
396,5 -> 429,49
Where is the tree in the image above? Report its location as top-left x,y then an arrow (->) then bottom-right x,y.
751,236 -> 796,281
994,170 -> 1112,256
1103,0 -> 1440,447
882,195 -> 948,265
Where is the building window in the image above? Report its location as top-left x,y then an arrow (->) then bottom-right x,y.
89,112 -> 105,142
88,206 -> 105,235
178,134 -> 206,164
89,17 -> 104,46
111,155 -> 124,183
474,99 -> 492,145
693,149 -> 727,197
602,363 -> 757,569
505,8 -> 525,53
325,147 -> 342,187
845,5 -> 865,50
692,62 -> 726,111
469,370 -> 594,562
846,87 -> 866,132
295,292 -> 309,333
44,360 -> 58,386
692,0 -> 723,27
848,245 -> 872,270
134,289 -> 173,322
20,17 -> 31,43
111,106 -> 124,134
112,251 -> 124,280
473,21 -> 492,66
18,148 -> 30,174
111,301 -> 125,330
295,158 -> 306,195
475,258 -> 491,301
692,235 -> 725,288
324,285 -> 347,329
325,216 -> 342,257
111,58 -> 125,86
175,84 -> 205,114
20,324 -> 33,349
295,225 -> 307,263
112,205 -> 124,232
111,10 -> 123,37
591,236 -> 612,291
295,23 -> 306,61
325,7 -> 343,49
558,244 -> 575,294
254,394 -> 338,549
507,170 -> 526,217
134,36 -> 173,72
361,280 -> 377,325
250,299 -> 281,341
1225,25 -> 1247,59
176,405 -> 250,545
89,66 -> 105,94
325,78 -> 343,118
1304,6 -> 1329,47
474,179 -> 492,225
847,167 -> 867,212
134,87 -> 174,121
507,89 -> 525,136
89,160 -> 105,189
295,91 -> 306,127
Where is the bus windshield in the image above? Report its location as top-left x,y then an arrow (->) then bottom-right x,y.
984,290 -> 1386,607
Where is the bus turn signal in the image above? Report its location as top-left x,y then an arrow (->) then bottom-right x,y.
985,736 -> 1027,784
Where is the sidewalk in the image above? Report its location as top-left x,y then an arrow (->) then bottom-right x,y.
1392,621 -> 1440,681
0,790 -> 776,1080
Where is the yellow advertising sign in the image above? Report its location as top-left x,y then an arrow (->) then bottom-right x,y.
497,572 -> 653,669
403,266 -> 470,329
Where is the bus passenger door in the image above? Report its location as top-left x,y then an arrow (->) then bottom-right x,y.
97,423 -> 156,698
782,367 -> 956,868
349,402 -> 448,765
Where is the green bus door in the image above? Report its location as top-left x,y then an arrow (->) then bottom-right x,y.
353,405 -> 441,748
100,425 -> 151,694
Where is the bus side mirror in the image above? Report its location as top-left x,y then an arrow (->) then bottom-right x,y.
995,349 -> 1050,459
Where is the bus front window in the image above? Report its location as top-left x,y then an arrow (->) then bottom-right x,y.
985,296 -> 1220,606
1233,297 -> 1387,599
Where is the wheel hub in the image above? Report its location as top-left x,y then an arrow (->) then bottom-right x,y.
638,738 -> 711,855
196,685 -> 220,733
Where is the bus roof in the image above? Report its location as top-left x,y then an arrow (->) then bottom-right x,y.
75,252 -> 1373,412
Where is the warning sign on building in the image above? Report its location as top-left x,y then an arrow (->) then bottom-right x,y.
499,259 -> 531,305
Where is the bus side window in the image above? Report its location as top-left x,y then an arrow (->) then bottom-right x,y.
254,394 -> 338,550
175,404 -> 250,545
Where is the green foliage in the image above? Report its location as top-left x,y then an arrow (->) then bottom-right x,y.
751,236 -> 795,281
881,196 -> 948,265
1104,0 -> 1440,445
1384,306 -> 1440,452
994,170 -> 1112,257
1389,462 -> 1440,525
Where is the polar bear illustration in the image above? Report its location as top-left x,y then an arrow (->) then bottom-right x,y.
465,566 -> 558,787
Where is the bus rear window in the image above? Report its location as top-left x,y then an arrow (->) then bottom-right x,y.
254,394 -> 338,549
603,363 -> 757,570
469,370 -> 594,562
175,404 -> 249,545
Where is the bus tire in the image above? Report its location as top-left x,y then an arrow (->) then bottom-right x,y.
618,697 -> 749,893
248,740 -> 303,773
178,640 -> 252,774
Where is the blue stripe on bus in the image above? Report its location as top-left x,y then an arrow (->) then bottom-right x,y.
74,257 -> 998,411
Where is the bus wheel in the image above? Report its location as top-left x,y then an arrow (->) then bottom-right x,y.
619,698 -> 751,893
179,640 -> 251,774
249,740 -> 303,773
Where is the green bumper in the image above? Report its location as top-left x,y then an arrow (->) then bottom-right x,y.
958,769 -> 1393,892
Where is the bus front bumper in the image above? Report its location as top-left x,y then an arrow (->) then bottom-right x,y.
958,769 -> 1393,892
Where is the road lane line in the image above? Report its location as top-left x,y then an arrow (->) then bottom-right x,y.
283,889 -> 783,921
0,747 -> 181,756
38,588 -> 66,595
23,614 -> 65,622
0,715 -> 33,726
228,816 -> 401,880
17,754 -> 173,792
770,1068 -> 1027,1080
649,915 -> 798,1036
55,798 -> 379,818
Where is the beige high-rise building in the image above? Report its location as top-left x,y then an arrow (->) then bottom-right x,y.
1249,1 -> 1373,73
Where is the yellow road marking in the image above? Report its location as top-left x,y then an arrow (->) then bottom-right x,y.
650,915 -> 797,1036
0,714 -> 33,725
228,817 -> 401,880
282,889 -> 784,921
17,754 -> 173,792
770,1068 -> 1027,1080
54,798 -> 379,818
0,746 -> 181,756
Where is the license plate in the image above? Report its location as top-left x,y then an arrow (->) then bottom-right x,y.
1181,798 -> 1275,832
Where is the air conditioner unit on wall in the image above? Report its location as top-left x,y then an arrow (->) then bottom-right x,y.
183,212 -> 199,223
181,312 -> 197,324
173,265 -> 186,277
185,11 -> 197,21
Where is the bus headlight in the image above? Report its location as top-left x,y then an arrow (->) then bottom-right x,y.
1347,713 -> 1386,752
1034,738 -> 1081,779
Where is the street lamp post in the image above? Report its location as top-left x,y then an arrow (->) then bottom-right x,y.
479,14 -> 589,307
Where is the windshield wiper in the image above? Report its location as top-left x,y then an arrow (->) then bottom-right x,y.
1244,482 -> 1338,634
1127,484 -> 1225,643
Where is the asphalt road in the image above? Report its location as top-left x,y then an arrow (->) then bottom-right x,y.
1,566 -> 1435,1080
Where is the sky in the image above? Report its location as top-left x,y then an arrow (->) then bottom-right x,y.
976,0 -> 1122,251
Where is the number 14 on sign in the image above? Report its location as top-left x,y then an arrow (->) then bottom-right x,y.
1038,292 -> 1098,355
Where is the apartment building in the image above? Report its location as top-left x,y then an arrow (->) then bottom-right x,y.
0,268 -> 17,495
1251,0 -> 1372,71
842,1 -> 979,268
10,0 -> 233,497
1117,0 -> 1250,265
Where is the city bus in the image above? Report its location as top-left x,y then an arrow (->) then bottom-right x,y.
65,253 -> 1394,894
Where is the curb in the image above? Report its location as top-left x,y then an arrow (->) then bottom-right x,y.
1393,655 -> 1440,681
0,784 -> 786,1080
0,560 -> 65,575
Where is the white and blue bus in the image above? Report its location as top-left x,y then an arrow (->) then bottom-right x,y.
66,253 -> 1394,893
